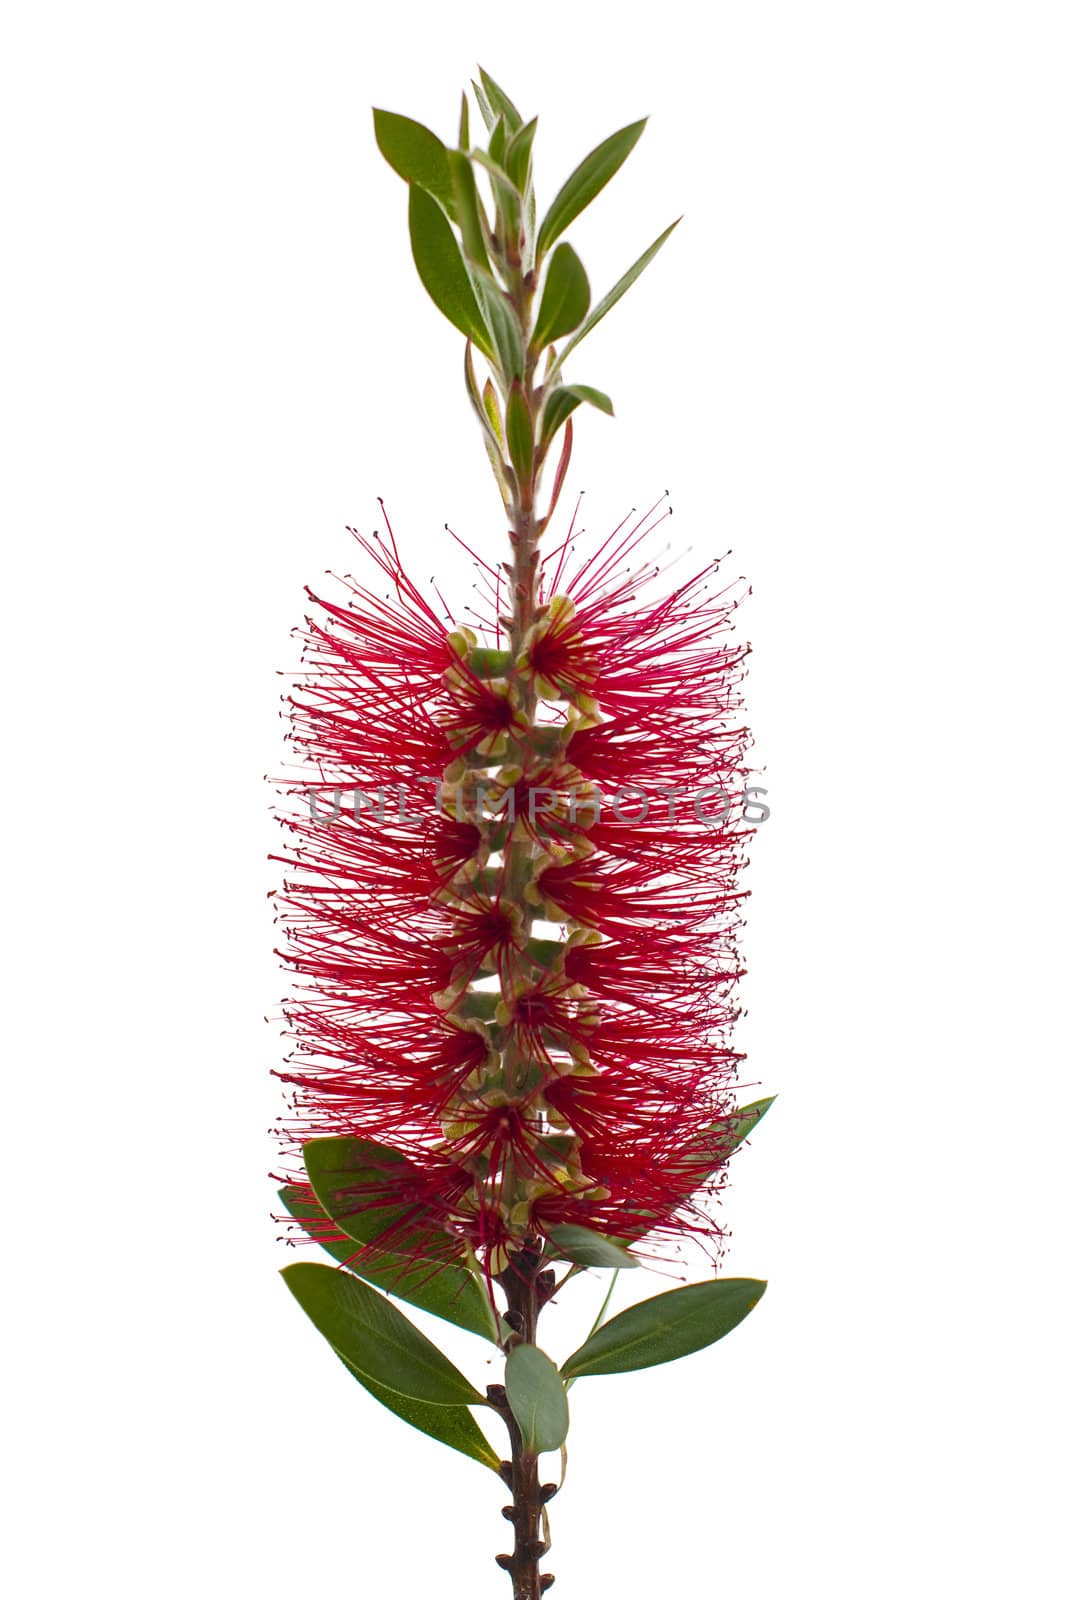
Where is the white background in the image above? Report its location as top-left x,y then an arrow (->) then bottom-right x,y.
3,3 -> 1069,1596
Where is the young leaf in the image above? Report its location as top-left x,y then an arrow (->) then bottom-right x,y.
478,66 -> 523,132
505,117 -> 538,193
506,381 -> 534,482
277,1184 -> 499,1343
561,1278 -> 767,1380
540,382 -> 614,446
408,185 -> 493,358
487,113 -> 507,168
482,378 -> 504,445
474,274 -> 525,380
336,1350 -> 501,1471
531,243 -> 591,353
505,1345 -> 570,1453
470,77 -> 495,134
464,344 -> 515,506
542,415 -> 574,525
537,119 -> 647,259
554,217 -> 681,371
545,1224 -> 638,1270
373,109 -> 456,220
458,92 -> 470,152
469,148 -> 523,201
522,180 -> 537,273
448,149 -> 491,273
470,144 -> 521,249
281,1262 -> 488,1407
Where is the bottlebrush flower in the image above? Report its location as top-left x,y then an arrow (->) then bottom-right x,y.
274,495 -> 754,1266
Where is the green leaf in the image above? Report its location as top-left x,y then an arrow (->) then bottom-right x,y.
531,243 -> 591,353
474,273 -> 525,380
407,185 -> 493,358
505,117 -> 538,192
282,1261 -> 488,1407
505,1345 -> 570,1453
555,217 -> 681,370
561,1278 -> 767,1380
545,1224 -> 638,1270
277,1184 -> 499,1343
682,1097 -> 777,1178
469,148 -> 523,200
537,119 -> 647,259
478,66 -> 523,133
506,381 -> 534,481
540,382 -> 614,446
470,146 -> 521,249
522,180 -> 537,273
459,92 -> 470,152
336,1351 -> 500,1471
482,378 -> 504,445
470,77 -> 495,134
448,149 -> 491,273
542,413 -> 574,526
303,1135 -> 428,1248
488,114 -> 507,168
373,109 -> 456,220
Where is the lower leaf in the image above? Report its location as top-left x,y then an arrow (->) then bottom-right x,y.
336,1351 -> 500,1471
281,1262 -> 487,1408
504,1344 -> 570,1454
561,1278 -> 767,1379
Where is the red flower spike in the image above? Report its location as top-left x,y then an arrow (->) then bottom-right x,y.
275,501 -> 752,1264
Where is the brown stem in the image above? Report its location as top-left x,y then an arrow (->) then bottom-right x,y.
489,1250 -> 558,1598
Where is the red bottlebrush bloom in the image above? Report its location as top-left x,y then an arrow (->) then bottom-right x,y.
274,497 -> 753,1265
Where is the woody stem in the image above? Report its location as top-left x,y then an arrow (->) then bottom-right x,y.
490,1252 -> 556,1599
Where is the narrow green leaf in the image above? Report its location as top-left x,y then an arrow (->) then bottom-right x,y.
482,378 -> 504,445
531,243 -> 591,353
506,381 -> 534,481
282,1262 -> 487,1406
537,119 -> 647,259
474,273 -> 524,380
561,1278 -> 767,1380
540,382 -> 614,446
408,185 -> 493,357
464,343 -> 514,505
546,1224 -> 638,1270
470,77 -> 495,134
505,117 -> 538,192
505,1345 -> 570,1453
336,1351 -> 500,1471
448,149 -> 491,273
470,144 -> 520,248
459,92 -> 470,152
556,217 -> 681,369
373,109 -> 456,220
488,114 -> 507,167
610,1102 -> 774,1245
478,66 -> 523,132
469,148 -> 523,201
542,413 -> 574,526
681,1097 -> 777,1179
522,181 -> 537,273
277,1183 -> 499,1343
484,434 -> 514,509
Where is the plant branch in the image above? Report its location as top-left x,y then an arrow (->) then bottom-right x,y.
488,1247 -> 559,1598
